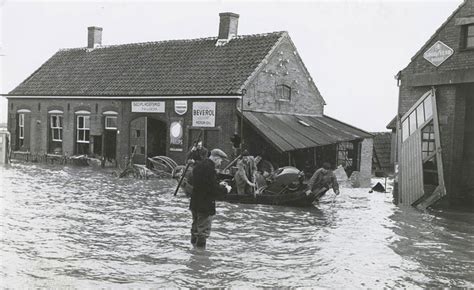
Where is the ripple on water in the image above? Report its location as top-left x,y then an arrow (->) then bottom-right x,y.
0,162 -> 473,288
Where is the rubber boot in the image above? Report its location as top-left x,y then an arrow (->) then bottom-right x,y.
196,237 -> 206,249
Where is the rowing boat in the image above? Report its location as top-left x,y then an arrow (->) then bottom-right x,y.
179,166 -> 325,207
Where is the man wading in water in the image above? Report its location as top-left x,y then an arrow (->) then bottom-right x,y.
189,149 -> 231,249
305,162 -> 340,199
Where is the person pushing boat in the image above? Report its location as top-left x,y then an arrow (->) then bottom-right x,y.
305,162 -> 340,199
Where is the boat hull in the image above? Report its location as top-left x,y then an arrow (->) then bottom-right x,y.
178,165 -> 323,207
181,179 -> 321,207
219,188 -> 319,207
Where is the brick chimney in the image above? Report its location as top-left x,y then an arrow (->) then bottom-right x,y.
87,26 -> 102,48
218,12 -> 239,40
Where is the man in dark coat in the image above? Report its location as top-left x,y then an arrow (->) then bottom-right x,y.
305,162 -> 340,199
187,140 -> 208,163
190,148 -> 231,249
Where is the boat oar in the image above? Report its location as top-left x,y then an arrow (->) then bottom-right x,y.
173,131 -> 204,196
223,154 -> 242,171
174,162 -> 191,196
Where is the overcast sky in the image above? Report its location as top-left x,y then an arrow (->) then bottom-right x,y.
0,0 -> 461,131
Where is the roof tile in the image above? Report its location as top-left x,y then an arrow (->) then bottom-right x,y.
10,32 -> 285,96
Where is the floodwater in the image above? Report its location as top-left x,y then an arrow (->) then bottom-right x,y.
0,163 -> 473,288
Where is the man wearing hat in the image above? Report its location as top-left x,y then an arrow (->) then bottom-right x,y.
189,148 -> 231,249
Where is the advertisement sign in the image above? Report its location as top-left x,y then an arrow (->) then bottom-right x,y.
174,100 -> 188,115
170,120 -> 184,151
423,41 -> 454,67
131,101 -> 165,113
192,102 -> 216,127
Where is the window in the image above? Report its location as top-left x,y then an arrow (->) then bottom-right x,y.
19,113 -> 25,140
424,96 -> 433,120
18,113 -> 25,147
337,142 -> 354,168
277,85 -> 291,101
402,118 -> 409,142
50,115 -> 63,141
77,115 -> 90,143
409,113 -> 417,135
462,24 -> 474,49
416,103 -> 425,126
402,92 -> 434,142
105,116 -> 118,130
421,122 -> 435,159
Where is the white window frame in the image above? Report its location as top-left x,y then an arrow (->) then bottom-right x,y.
77,115 -> 90,144
105,116 -> 118,130
401,91 -> 434,143
50,115 -> 63,142
19,113 -> 25,140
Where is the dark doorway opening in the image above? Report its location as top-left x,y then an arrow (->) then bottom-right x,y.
147,118 -> 167,158
130,116 -> 167,165
104,130 -> 116,161
92,135 -> 102,156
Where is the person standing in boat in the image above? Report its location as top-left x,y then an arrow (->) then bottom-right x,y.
234,160 -> 256,195
190,148 -> 231,249
230,133 -> 241,159
241,150 -> 257,189
187,140 -> 208,163
305,162 -> 340,198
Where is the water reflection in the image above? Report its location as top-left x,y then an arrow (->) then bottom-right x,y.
0,162 -> 473,288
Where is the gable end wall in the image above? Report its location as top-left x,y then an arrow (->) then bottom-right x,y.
244,36 -> 325,115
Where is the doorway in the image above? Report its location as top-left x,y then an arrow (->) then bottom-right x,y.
147,118 -> 167,158
104,130 -> 117,161
129,116 -> 167,165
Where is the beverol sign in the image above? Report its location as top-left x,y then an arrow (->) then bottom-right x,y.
192,102 -> 216,127
423,41 -> 454,67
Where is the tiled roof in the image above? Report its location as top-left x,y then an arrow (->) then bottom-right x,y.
243,111 -> 373,152
372,132 -> 393,171
10,32 -> 285,96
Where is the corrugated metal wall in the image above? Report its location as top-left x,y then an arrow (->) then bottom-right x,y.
400,130 -> 424,205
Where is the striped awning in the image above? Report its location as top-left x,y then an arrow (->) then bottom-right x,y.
243,111 -> 372,152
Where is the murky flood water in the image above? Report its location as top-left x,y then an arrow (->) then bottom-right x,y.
0,162 -> 473,288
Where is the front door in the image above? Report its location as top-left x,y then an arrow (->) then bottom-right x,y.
130,117 -> 146,164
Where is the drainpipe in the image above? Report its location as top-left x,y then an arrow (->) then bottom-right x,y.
240,89 -> 246,148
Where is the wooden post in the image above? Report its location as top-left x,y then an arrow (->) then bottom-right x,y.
145,116 -> 148,167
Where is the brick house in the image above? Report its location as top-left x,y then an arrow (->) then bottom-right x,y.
395,0 -> 474,208
5,12 -> 372,184
372,132 -> 394,176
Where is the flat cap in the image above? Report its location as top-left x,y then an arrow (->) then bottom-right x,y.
210,148 -> 228,160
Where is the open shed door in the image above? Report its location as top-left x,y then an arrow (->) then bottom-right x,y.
399,89 -> 446,208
